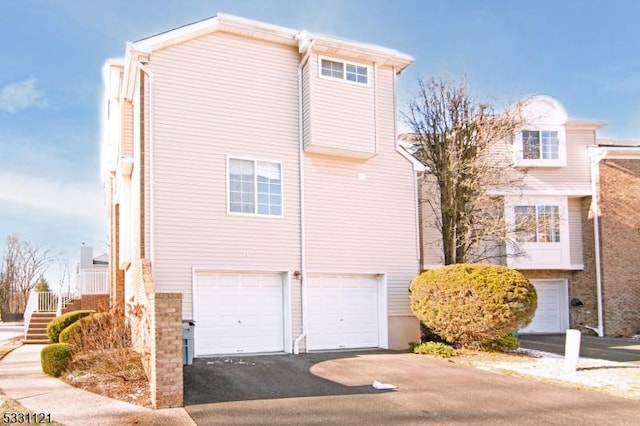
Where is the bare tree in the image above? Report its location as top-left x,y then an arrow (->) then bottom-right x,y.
0,234 -> 56,313
404,76 -> 527,265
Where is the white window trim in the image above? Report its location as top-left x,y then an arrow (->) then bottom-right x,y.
505,196 -> 570,269
513,125 -> 567,167
514,204 -> 561,244
318,55 -> 370,87
226,155 -> 284,218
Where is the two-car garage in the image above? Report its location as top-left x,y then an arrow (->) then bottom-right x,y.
192,271 -> 385,356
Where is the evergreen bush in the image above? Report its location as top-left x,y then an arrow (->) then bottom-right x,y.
412,341 -> 455,357
41,343 -> 71,377
46,310 -> 93,343
409,264 -> 537,347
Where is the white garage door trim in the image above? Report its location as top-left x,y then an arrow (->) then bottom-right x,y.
520,279 -> 569,334
305,272 -> 388,351
192,268 -> 292,356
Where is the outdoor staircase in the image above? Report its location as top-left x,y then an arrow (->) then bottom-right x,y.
61,298 -> 81,315
24,312 -> 56,344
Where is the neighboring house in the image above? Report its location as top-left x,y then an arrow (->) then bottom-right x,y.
416,95 -> 627,336
23,245 -> 109,344
102,12 -> 423,367
74,245 -> 110,308
589,141 -> 640,337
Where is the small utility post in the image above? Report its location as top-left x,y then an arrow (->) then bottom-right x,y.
564,329 -> 581,372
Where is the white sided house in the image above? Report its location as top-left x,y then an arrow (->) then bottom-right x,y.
418,95 -> 607,336
102,13 -> 423,358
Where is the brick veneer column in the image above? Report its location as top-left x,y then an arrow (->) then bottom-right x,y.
148,292 -> 183,408
110,201 -> 125,311
599,159 -> 640,336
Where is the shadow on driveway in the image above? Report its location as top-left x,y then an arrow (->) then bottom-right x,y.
184,350 -> 397,405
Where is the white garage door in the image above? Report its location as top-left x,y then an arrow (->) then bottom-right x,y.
193,272 -> 284,356
306,274 -> 380,350
520,280 -> 569,334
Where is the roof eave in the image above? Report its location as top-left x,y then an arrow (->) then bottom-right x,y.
132,13 -> 414,72
132,13 -> 299,54
298,31 -> 413,72
565,120 -> 608,130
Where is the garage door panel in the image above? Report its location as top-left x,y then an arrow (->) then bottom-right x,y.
520,280 -> 568,334
194,272 -> 284,356
307,274 -> 380,351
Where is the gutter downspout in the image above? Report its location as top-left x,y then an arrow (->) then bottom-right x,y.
129,55 -> 155,271
587,147 -> 605,337
415,172 -> 424,272
293,38 -> 314,355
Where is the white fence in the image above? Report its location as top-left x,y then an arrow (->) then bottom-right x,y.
23,269 -> 109,338
23,290 -> 76,335
77,269 -> 109,295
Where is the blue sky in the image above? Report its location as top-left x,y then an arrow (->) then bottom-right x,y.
1,0 -> 639,288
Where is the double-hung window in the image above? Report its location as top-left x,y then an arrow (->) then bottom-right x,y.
320,58 -> 368,85
514,205 -> 560,243
228,158 -> 282,216
522,130 -> 559,160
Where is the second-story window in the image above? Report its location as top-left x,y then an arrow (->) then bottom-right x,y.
320,58 -> 368,85
514,205 -> 560,243
228,158 -> 282,216
522,130 -> 560,160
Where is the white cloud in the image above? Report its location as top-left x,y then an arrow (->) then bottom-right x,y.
0,171 -> 105,222
0,77 -> 48,113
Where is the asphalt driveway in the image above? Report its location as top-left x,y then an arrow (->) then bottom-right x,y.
520,334 -> 640,364
183,350 -> 386,405
184,351 -> 640,425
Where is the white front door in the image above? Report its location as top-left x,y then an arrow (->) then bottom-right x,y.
193,272 -> 284,355
520,280 -> 569,334
306,274 -> 380,350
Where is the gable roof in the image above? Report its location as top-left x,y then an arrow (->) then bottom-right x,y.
128,13 -> 414,72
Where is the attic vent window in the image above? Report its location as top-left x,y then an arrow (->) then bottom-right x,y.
320,57 -> 368,85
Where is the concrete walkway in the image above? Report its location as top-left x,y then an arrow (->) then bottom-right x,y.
0,344 -> 196,426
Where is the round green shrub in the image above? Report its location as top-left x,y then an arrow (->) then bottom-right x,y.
41,343 -> 71,377
59,320 -> 83,343
59,312 -> 107,345
481,333 -> 521,352
409,264 -> 537,347
46,310 -> 93,343
412,341 -> 455,358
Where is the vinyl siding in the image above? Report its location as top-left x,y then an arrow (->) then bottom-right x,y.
121,100 -> 133,158
520,129 -> 593,194
420,174 -> 444,266
304,65 -> 420,316
303,55 -> 376,156
290,278 -> 302,347
147,32 -> 302,318
568,197 -> 584,266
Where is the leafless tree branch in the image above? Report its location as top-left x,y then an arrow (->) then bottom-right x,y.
404,76 -> 530,264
